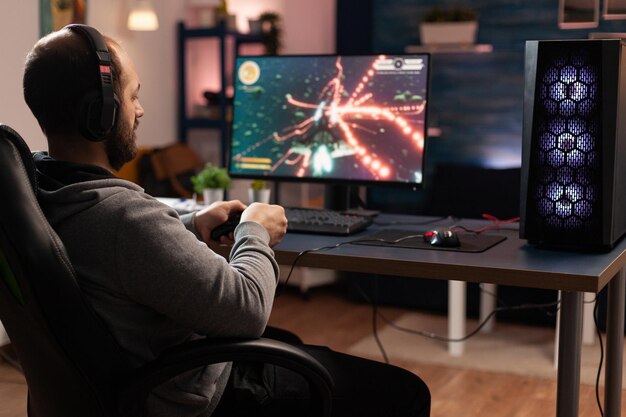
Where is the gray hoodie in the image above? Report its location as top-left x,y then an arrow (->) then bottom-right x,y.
34,154 -> 279,416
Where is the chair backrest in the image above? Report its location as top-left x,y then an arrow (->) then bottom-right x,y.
0,125 -> 132,417
140,144 -> 203,198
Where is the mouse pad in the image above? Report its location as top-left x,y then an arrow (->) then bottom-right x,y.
351,229 -> 507,253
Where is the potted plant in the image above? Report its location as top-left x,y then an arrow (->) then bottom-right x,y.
419,6 -> 478,46
259,12 -> 282,55
191,163 -> 231,205
248,179 -> 271,204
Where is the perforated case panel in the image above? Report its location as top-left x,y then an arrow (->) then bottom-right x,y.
521,40 -> 625,247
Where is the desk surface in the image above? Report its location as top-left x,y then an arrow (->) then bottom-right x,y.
211,214 -> 626,293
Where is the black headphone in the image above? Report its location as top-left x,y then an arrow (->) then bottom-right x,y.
66,24 -> 119,141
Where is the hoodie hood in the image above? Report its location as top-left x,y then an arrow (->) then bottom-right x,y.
33,151 -> 144,226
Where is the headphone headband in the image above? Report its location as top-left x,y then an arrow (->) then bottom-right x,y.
65,24 -> 117,141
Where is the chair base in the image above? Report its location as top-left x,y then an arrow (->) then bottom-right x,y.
0,344 -> 22,372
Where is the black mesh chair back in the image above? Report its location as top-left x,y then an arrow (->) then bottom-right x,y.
0,124 -> 133,416
0,124 -> 333,417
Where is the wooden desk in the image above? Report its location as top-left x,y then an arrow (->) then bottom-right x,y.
212,214 -> 626,417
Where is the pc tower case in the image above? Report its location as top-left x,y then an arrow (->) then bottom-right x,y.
520,39 -> 626,249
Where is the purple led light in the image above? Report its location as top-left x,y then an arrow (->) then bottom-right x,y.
566,149 -> 585,167
543,67 -> 559,84
567,118 -> 586,135
555,199 -> 572,218
548,118 -> 566,135
557,132 -> 575,150
550,82 -> 567,101
540,132 -> 557,151
574,200 -> 592,217
569,82 -> 587,101
578,132 -> 594,152
560,66 -> 577,84
534,50 -> 599,230
546,181 -> 563,200
557,166 -> 574,184
565,183 -> 583,202
559,99 -> 576,116
547,149 -> 565,166
543,99 -> 558,114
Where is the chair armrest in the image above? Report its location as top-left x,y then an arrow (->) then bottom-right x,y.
118,337 -> 334,417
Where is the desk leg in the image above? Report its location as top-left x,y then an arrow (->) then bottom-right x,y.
448,280 -> 466,356
604,268 -> 624,417
556,291 -> 583,417
479,283 -> 497,333
582,292 -> 596,345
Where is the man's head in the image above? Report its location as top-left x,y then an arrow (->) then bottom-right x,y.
23,25 -> 143,171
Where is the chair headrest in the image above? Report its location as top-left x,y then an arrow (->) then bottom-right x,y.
0,124 -> 38,195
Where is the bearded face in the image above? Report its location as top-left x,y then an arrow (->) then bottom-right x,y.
105,110 -> 138,171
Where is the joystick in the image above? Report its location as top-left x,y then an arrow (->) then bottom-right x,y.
210,213 -> 242,241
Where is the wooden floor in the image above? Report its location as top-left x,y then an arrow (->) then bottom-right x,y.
0,286 -> 623,416
268,287 -> 622,417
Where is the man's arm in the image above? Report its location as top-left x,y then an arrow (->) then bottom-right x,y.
114,195 -> 280,338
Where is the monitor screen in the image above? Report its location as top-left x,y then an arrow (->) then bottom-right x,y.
229,54 -> 430,187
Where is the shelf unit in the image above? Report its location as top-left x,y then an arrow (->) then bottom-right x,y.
405,43 -> 493,54
177,21 -> 262,166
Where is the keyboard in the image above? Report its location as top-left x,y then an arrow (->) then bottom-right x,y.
285,207 -> 373,235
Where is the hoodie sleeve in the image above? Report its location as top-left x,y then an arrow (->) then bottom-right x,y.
113,193 -> 278,338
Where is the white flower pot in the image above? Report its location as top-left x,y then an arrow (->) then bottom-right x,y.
248,188 -> 271,204
419,21 -> 478,45
0,320 -> 9,346
203,188 -> 224,205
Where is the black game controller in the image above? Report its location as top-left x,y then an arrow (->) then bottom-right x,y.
210,212 -> 242,241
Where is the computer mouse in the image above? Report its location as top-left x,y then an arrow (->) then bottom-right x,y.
424,228 -> 461,248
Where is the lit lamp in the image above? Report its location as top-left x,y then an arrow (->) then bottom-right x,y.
128,0 -> 159,31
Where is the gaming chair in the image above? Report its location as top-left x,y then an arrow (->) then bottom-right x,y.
0,124 -> 333,417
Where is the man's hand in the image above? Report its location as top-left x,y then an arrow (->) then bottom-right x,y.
193,200 -> 247,244
241,203 -> 288,247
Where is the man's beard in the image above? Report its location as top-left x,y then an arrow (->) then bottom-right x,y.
105,117 -> 138,171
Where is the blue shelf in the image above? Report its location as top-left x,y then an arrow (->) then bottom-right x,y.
177,21 -> 262,166
186,118 -> 222,129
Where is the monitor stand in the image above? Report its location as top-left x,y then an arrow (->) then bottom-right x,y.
324,184 -> 356,211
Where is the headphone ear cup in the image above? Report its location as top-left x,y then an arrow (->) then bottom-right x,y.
79,90 -> 107,141
79,91 -> 120,142
112,93 -> 120,130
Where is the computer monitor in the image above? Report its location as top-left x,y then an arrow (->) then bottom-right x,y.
228,54 -> 430,188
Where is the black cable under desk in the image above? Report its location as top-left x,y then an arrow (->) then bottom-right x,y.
209,213 -> 626,417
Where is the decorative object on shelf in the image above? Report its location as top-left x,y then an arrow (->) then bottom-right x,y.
191,163 -> 231,204
248,18 -> 262,34
259,12 -> 282,55
214,0 -> 237,30
186,0 -> 221,27
193,90 -> 228,120
248,179 -> 271,204
419,6 -> 478,45
127,0 -> 159,31
177,22 -> 263,165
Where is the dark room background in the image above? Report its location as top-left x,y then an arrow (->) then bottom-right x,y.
338,0 -> 626,218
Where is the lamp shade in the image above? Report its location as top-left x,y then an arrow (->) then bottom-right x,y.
128,0 -> 159,31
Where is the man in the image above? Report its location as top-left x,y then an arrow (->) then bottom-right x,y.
23,25 -> 430,417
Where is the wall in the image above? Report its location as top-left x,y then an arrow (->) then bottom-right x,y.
372,0 -> 626,173
283,0 -> 336,54
0,0 -> 335,154
0,2 -> 44,150
0,0 -> 188,151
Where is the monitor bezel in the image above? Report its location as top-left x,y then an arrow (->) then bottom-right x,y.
227,53 -> 431,189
